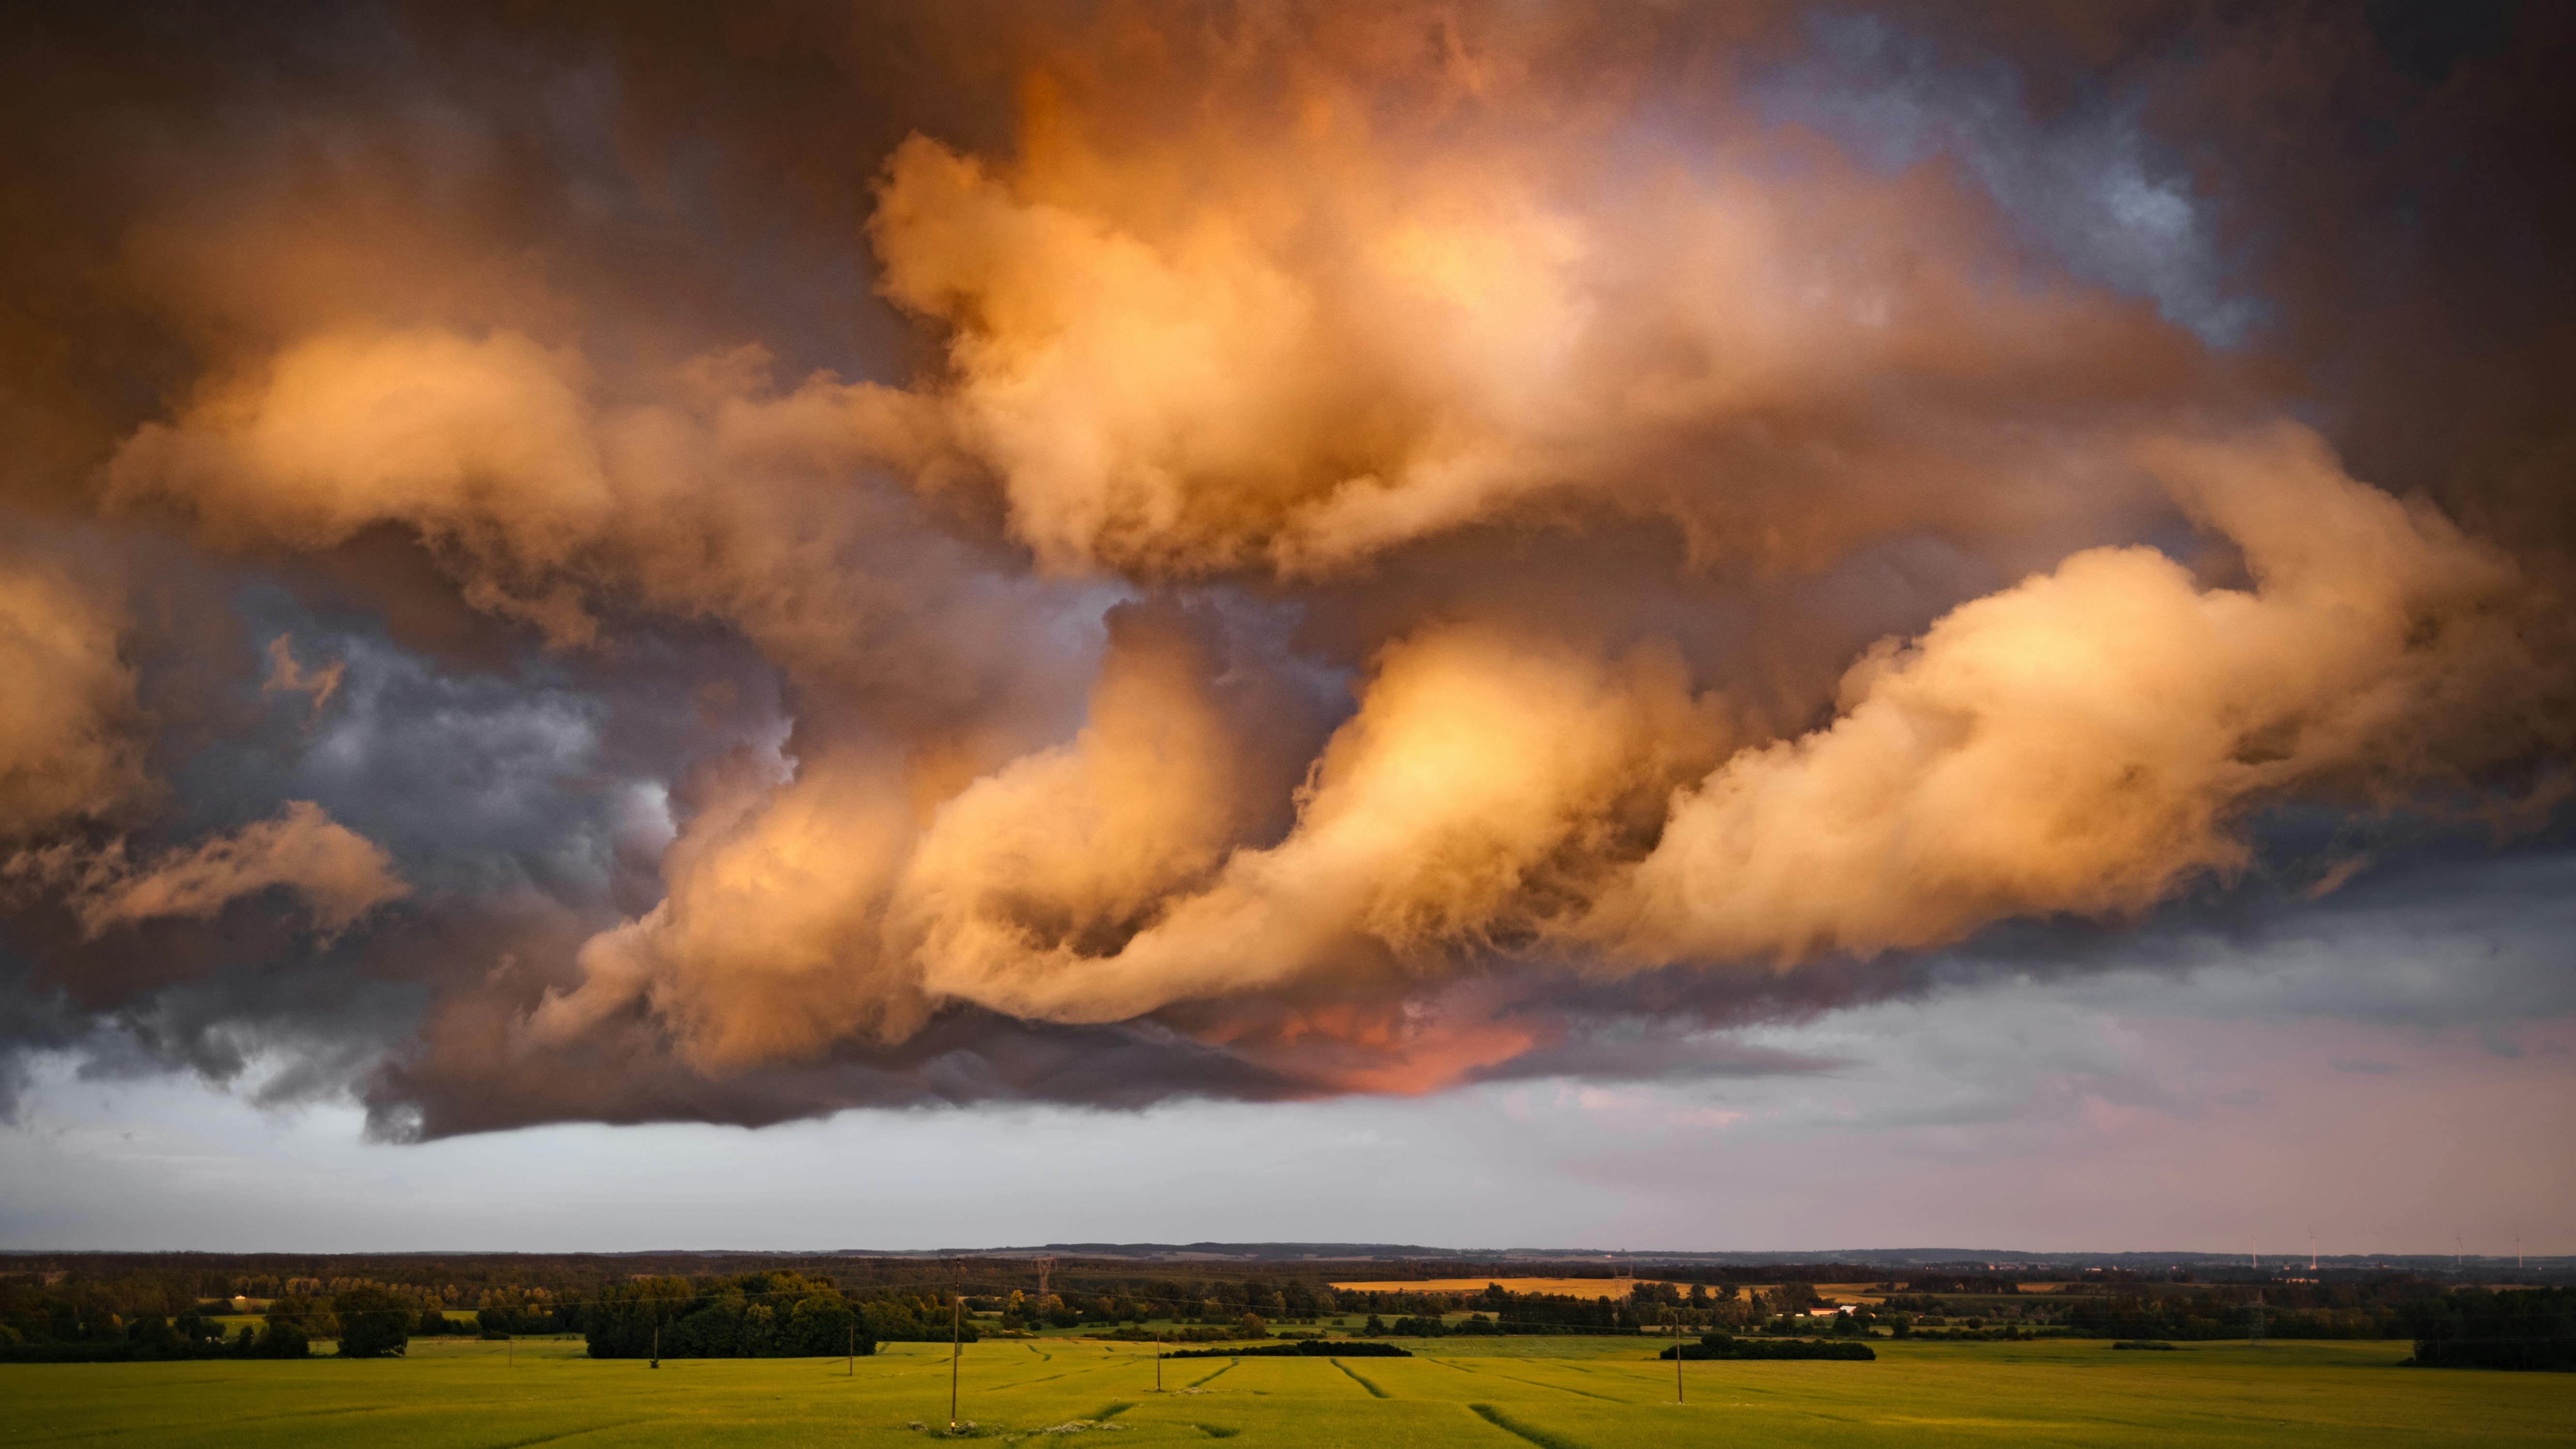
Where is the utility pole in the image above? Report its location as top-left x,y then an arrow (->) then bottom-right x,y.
848,1325 -> 855,1376
1156,1330 -> 1164,1392
949,1294 -> 963,1431
651,1323 -> 659,1369
1672,1315 -> 1684,1404
2249,1291 -> 2264,1347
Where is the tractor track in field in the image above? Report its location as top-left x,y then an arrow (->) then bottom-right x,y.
1331,1360 -> 1391,1399
15,1396 -> 459,1442
1001,1366 -> 1099,1390
1475,1370 -> 1623,1402
1468,1403 -> 1589,1449
476,1418 -> 661,1449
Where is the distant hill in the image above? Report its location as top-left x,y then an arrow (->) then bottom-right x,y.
815,1243 -> 2570,1274
5,1244 -> 2565,1277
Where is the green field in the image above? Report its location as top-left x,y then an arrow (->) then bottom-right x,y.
4,1335 -> 2570,1447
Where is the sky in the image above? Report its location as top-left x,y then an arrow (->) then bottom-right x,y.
1,0 -> 2573,1255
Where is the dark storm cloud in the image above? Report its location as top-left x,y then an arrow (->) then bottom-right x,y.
363,1005 -> 1315,1141
0,0 -> 2570,1137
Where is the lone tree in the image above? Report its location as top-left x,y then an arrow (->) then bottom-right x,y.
333,1285 -> 412,1359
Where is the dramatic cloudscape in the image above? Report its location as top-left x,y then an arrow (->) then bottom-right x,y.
1,0 -> 2571,1252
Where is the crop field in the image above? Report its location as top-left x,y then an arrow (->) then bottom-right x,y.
1325,1277 -> 1668,1296
5,1334 -> 2571,1447
1318,1277 -> 1920,1303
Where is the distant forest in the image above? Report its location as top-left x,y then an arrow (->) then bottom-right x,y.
2,1252 -> 2569,1369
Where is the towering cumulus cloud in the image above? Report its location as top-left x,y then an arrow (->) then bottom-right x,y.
0,0 -> 2569,1135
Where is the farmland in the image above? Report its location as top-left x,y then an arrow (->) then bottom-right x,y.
1325,1277 -> 1672,1296
5,1332 -> 2570,1448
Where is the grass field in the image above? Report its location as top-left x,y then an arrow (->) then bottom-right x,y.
4,1333 -> 2570,1447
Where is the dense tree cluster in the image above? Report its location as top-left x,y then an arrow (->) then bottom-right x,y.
472,1286 -> 575,1336
0,1275 -> 447,1360
2402,1288 -> 2576,1371
1898,1275 -> 2024,1296
1380,1313 -> 1502,1337
330,1285 -> 413,1359
583,1272 -> 966,1359
2055,1276 -> 2443,1342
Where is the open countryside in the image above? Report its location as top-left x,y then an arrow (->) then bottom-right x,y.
6,1250 -> 2572,1445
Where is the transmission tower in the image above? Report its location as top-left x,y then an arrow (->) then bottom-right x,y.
944,1256 -> 968,1431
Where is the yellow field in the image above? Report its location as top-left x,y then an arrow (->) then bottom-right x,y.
1328,1277 -> 1846,1301
1324,1280 -> 2049,1309
1327,1277 -> 1665,1296
10,1332 -> 2573,1447
1815,1284 -> 1906,1304
1813,1283 -> 2086,1302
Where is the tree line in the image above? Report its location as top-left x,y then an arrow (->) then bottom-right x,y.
8,1257 -> 2572,1370
2401,1288 -> 2576,1371
584,1271 -> 980,1359
0,1282 -> 435,1362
